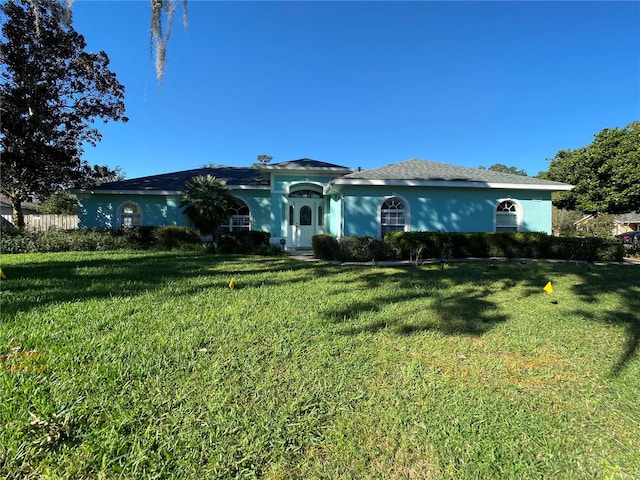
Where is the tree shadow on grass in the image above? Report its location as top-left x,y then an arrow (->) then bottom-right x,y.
0,253 -> 312,318
325,260 -> 640,378
567,264 -> 640,376
324,264 -> 530,337
0,252 -> 346,319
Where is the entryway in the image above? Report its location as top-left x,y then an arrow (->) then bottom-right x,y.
287,198 -> 322,249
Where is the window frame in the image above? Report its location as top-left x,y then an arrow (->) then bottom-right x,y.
494,199 -> 522,232
378,195 -> 409,238
119,202 -> 141,227
219,198 -> 251,233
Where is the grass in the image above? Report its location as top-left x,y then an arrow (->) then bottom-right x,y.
1,250 -> 639,479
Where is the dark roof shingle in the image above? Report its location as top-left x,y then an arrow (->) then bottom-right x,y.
91,166 -> 268,192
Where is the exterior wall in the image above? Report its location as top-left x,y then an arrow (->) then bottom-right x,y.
268,173 -> 339,247
78,194 -> 186,229
234,191 -> 271,232
78,177 -> 556,238
340,186 -> 554,236
78,190 -> 272,231
327,194 -> 342,237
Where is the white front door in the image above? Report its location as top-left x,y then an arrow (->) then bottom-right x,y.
289,199 -> 319,249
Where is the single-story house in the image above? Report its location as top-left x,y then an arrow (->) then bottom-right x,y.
76,158 -> 573,250
613,213 -> 640,235
0,194 -> 39,225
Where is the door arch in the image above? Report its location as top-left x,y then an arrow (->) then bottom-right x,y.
287,187 -> 324,249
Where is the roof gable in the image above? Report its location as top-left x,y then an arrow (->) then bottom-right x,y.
260,158 -> 352,171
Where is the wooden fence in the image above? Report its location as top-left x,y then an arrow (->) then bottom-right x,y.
1,214 -> 78,231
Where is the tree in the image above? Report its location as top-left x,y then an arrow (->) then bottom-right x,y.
150,0 -> 189,83
25,0 -> 187,83
39,165 -> 124,214
39,191 -> 77,215
179,175 -> 236,241
75,164 -> 125,189
478,164 -> 528,176
541,121 -> 640,214
253,154 -> 273,168
256,154 -> 272,165
0,0 -> 127,227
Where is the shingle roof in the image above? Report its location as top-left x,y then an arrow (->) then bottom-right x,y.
614,212 -> 640,223
90,166 -> 268,192
261,158 -> 351,170
337,159 -> 572,188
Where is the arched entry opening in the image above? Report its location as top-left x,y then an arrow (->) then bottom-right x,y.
287,188 -> 324,249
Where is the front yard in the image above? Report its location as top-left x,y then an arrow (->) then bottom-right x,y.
1,251 -> 638,478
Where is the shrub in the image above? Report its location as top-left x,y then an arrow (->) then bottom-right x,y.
312,234 -> 341,260
154,226 -> 201,250
385,231 -> 624,263
339,236 -> 396,262
216,231 -> 271,255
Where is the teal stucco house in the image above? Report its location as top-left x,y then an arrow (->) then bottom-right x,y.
77,158 -> 572,250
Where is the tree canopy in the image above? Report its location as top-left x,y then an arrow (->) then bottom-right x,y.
179,175 -> 236,240
478,164 -> 528,176
0,0 -> 127,227
541,121 -> 640,214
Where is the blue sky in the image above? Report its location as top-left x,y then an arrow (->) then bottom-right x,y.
71,1 -> 640,179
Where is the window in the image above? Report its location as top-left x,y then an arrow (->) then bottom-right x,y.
300,206 -> 312,225
495,200 -> 519,232
120,203 -> 141,227
380,197 -> 406,236
220,199 -> 251,233
318,206 -> 324,227
289,189 -> 323,199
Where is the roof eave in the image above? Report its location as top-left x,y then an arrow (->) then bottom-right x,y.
75,185 -> 270,196
331,179 -> 573,191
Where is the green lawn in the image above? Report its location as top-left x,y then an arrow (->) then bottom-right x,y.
1,251 -> 638,479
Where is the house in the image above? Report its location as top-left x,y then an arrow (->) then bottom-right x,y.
0,194 -> 40,225
76,158 -> 572,250
574,213 -> 640,236
613,213 -> 640,235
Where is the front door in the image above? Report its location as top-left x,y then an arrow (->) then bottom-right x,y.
289,199 -> 319,249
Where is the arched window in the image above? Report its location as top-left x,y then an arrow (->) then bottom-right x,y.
220,199 -> 251,233
300,206 -> 312,226
495,200 -> 520,232
120,203 -> 141,227
380,196 -> 407,237
289,189 -> 323,199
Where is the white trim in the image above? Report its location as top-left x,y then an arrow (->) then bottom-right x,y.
378,194 -> 410,239
117,201 -> 142,227
220,197 -> 252,233
287,181 -> 326,195
494,198 -> 523,232
331,179 -> 572,191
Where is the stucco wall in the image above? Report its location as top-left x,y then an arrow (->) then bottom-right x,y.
78,194 -> 185,229
340,186 -> 553,236
79,190 -> 272,232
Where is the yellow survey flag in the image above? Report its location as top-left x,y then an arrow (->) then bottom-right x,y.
229,277 -> 235,290
543,281 -> 553,294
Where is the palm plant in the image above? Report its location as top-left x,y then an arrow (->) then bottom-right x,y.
179,175 -> 235,241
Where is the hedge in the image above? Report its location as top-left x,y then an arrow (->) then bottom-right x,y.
0,226 -> 279,256
312,232 -> 624,263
